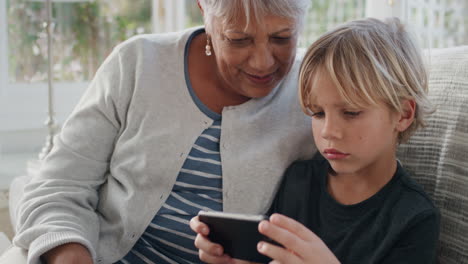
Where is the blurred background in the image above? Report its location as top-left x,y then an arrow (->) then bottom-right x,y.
0,0 -> 467,190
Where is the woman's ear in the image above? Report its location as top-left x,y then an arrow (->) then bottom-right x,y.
396,99 -> 416,132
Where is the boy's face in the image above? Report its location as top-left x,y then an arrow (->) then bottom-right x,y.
309,71 -> 402,178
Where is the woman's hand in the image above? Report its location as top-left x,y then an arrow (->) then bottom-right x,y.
190,216 -> 254,264
41,242 -> 93,264
257,214 -> 340,264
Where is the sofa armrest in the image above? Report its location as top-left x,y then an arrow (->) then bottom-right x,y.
9,175 -> 32,231
0,246 -> 27,264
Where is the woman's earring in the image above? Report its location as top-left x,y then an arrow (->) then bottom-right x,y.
205,37 -> 212,56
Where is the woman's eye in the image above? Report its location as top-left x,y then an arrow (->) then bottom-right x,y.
344,111 -> 362,117
228,38 -> 250,45
271,36 -> 291,44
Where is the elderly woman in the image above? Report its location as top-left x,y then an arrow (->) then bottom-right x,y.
6,0 -> 314,263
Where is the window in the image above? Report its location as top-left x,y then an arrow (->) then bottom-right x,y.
302,0 -> 467,49
406,0 -> 467,48
5,0 -> 203,84
301,0 -> 366,47
4,0 -> 467,86
0,0 -> 204,131
8,0 -> 153,83
1,0 -> 467,131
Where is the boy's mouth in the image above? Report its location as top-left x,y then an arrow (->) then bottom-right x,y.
323,148 -> 350,160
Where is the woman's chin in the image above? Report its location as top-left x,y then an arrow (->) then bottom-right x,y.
241,80 -> 280,98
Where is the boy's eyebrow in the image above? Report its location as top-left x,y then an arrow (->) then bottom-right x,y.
310,102 -> 355,108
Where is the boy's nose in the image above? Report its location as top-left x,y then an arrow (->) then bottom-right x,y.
321,117 -> 343,140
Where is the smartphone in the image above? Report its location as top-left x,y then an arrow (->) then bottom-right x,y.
198,211 -> 274,263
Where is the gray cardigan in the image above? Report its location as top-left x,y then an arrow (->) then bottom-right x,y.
13,27 -> 316,264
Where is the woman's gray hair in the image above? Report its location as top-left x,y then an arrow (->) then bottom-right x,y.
198,0 -> 310,32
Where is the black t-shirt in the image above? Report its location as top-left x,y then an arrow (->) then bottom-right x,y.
268,155 -> 440,264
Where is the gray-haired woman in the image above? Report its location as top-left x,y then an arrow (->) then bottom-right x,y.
6,0 -> 315,263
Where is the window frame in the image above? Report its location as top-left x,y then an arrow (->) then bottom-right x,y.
152,0 -> 187,33
0,0 -> 8,99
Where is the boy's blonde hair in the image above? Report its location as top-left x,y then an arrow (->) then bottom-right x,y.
299,18 -> 433,143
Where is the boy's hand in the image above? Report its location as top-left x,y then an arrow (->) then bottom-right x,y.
190,216 -> 233,263
257,214 -> 340,264
190,216 -> 254,264
42,242 -> 93,264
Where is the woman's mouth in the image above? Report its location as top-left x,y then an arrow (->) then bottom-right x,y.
323,148 -> 350,160
244,71 -> 276,85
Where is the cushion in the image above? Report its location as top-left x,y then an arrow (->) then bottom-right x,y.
397,46 -> 468,264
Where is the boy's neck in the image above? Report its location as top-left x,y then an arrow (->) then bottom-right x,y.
326,156 -> 398,206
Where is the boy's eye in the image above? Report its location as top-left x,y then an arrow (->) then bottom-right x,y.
311,111 -> 325,118
344,111 -> 362,117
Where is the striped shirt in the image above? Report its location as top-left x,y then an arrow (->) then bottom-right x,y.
116,119 -> 222,264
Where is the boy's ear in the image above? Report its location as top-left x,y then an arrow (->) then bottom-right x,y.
197,1 -> 204,15
396,99 -> 416,132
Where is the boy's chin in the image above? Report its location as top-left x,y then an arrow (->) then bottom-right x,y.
327,162 -> 357,176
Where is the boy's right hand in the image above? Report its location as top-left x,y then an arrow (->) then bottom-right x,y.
41,242 -> 93,264
190,216 -> 253,264
190,216 -> 233,263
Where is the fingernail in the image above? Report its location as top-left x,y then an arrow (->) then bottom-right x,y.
270,214 -> 278,222
202,227 -> 208,235
215,247 -> 223,256
257,242 -> 264,252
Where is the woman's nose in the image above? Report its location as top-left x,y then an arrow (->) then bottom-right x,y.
249,44 -> 275,72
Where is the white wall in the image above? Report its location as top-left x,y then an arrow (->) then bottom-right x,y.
0,83 -> 86,131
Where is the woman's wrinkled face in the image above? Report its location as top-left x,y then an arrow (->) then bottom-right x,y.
208,14 -> 298,99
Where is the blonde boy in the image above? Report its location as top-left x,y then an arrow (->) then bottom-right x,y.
192,18 -> 439,264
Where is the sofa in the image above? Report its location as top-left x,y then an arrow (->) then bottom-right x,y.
1,46 -> 467,263
396,45 -> 468,264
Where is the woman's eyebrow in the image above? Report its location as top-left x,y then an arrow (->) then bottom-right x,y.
271,28 -> 293,35
224,30 -> 248,34
224,28 -> 293,35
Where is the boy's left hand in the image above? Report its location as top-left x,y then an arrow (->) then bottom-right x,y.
257,213 -> 340,264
